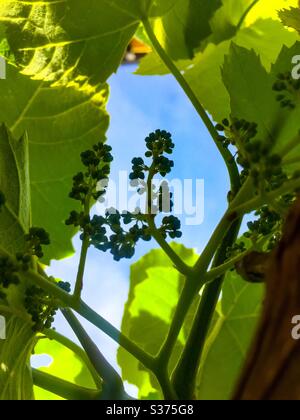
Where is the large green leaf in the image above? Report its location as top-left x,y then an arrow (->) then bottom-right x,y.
196,271 -> 264,400
279,6 -> 300,33
0,0 -> 140,87
117,244 -> 198,399
0,125 -> 35,400
0,123 -> 32,310
0,316 -> 36,400
33,337 -> 97,400
0,64 -> 109,262
222,42 -> 300,175
222,44 -> 278,140
0,124 -> 30,255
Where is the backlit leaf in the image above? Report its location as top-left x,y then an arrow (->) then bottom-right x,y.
0,64 -> 109,262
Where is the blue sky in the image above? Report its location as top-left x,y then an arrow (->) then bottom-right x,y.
33,64 -> 232,394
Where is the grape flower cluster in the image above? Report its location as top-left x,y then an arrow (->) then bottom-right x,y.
215,118 -> 286,191
0,190 -> 52,299
246,205 -> 281,237
0,256 -> 20,300
66,131 -> 182,261
21,227 -> 71,331
0,199 -> 71,331
226,241 -> 246,261
129,130 -> 175,180
245,205 -> 284,251
88,210 -> 152,261
24,280 -> 71,332
66,143 -> 112,232
215,97 -> 299,262
273,71 -> 300,110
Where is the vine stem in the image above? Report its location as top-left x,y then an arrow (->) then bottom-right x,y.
62,309 -> 131,399
172,219 -> 242,398
156,210 -> 233,369
21,270 -> 155,372
203,250 -> 248,284
22,270 -> 175,399
157,281 -> 197,365
148,219 -> 192,276
236,0 -> 260,31
142,18 -> 240,195
145,163 -> 192,276
73,235 -> 89,301
154,369 -> 178,400
193,213 -> 233,274
229,177 -> 300,218
32,369 -> 101,400
73,187 -> 92,301
44,329 -> 102,389
203,230 -> 273,284
77,301 -> 156,370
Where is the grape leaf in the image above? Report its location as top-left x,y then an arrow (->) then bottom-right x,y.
0,316 -> 35,400
222,44 -> 278,141
0,0 -> 140,87
0,124 -> 30,255
279,6 -> 300,33
117,244 -> 198,399
196,271 -> 264,400
0,126 -> 34,399
0,64 -> 109,262
189,18 -> 297,121
33,337 -> 96,400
